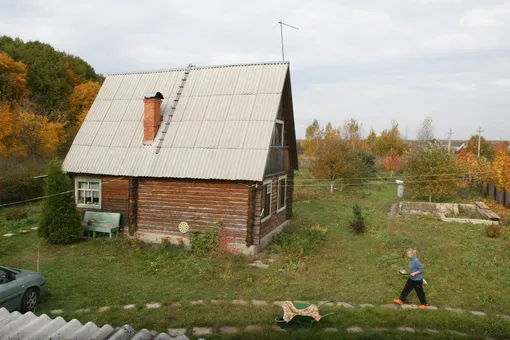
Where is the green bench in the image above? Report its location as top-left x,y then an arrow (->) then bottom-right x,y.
82,211 -> 121,239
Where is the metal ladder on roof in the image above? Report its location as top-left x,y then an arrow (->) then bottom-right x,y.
155,63 -> 194,154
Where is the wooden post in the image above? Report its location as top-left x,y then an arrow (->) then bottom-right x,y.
246,185 -> 254,247
128,177 -> 138,235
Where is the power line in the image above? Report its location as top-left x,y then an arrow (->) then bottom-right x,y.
293,168 -> 506,182
293,176 -> 497,188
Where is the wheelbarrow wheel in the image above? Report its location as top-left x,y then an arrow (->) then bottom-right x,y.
275,315 -> 299,329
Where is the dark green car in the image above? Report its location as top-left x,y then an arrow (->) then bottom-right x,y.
0,265 -> 46,313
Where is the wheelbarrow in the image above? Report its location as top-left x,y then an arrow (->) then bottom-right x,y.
275,300 -> 339,329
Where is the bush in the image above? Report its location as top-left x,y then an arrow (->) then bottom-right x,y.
349,203 -> 366,234
486,225 -> 502,238
272,223 -> 327,258
0,170 -> 44,205
39,160 -> 83,244
5,207 -> 28,221
190,222 -> 221,255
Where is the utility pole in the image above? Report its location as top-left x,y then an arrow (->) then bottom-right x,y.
447,128 -> 454,153
477,126 -> 484,157
278,20 -> 299,61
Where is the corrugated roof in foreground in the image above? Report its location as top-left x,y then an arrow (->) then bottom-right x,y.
62,61 -> 290,182
0,307 -> 190,340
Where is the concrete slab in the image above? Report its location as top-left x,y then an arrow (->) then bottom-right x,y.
167,328 -> 186,336
252,300 -> 268,306
245,325 -> 264,332
371,327 -> 388,332
397,327 -> 415,333
401,304 -> 418,309
219,327 -> 239,334
192,327 -> 212,336
471,311 -> 486,317
380,304 -> 397,310
444,307 -> 464,313
347,327 -> 363,333
74,308 -> 90,313
146,302 -> 161,309
248,260 -> 269,269
232,299 -> 248,305
424,328 -> 440,334
338,302 -> 355,308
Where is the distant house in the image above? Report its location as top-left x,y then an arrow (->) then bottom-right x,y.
455,143 -> 467,154
62,62 -> 298,253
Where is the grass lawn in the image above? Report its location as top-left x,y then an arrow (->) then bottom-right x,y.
0,170 -> 509,338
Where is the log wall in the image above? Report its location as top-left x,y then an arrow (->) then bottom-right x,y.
137,179 -> 251,243
252,170 -> 294,244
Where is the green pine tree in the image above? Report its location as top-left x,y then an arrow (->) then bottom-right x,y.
39,160 -> 83,244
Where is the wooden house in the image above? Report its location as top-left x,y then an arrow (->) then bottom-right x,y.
62,62 -> 298,253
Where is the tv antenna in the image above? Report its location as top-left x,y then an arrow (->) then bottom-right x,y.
278,20 -> 299,61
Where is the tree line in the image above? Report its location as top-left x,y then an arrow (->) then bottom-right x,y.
0,36 -> 102,204
301,118 -> 510,201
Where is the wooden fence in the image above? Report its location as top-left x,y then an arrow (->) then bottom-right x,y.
468,177 -> 510,208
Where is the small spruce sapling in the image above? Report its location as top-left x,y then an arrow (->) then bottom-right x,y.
349,203 -> 366,234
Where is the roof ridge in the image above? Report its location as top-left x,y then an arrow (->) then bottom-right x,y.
106,61 -> 289,76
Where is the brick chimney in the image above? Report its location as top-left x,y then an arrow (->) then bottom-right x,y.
143,92 -> 164,145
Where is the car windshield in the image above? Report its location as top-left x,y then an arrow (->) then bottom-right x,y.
3,267 -> 21,273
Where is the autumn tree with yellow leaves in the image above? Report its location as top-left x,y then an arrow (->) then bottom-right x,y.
492,142 -> 510,192
0,51 -> 28,103
0,105 -> 66,159
405,144 -> 458,202
67,80 -> 101,126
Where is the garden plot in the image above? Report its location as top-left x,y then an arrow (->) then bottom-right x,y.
389,202 -> 500,225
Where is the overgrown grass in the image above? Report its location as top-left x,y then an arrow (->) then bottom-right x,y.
56,305 -> 510,339
0,170 -> 509,337
0,203 -> 40,233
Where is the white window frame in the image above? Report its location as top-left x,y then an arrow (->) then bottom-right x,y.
272,119 -> 284,146
75,178 -> 102,209
277,175 -> 287,213
261,179 -> 272,223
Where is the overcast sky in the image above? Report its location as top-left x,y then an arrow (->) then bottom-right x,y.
1,0 -> 509,140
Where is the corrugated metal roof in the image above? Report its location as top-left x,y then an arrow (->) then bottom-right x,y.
63,62 -> 291,181
204,95 -> 231,120
92,122 -> 119,147
226,95 -> 255,121
219,121 -> 249,149
0,307 -> 189,340
111,121 -> 139,147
